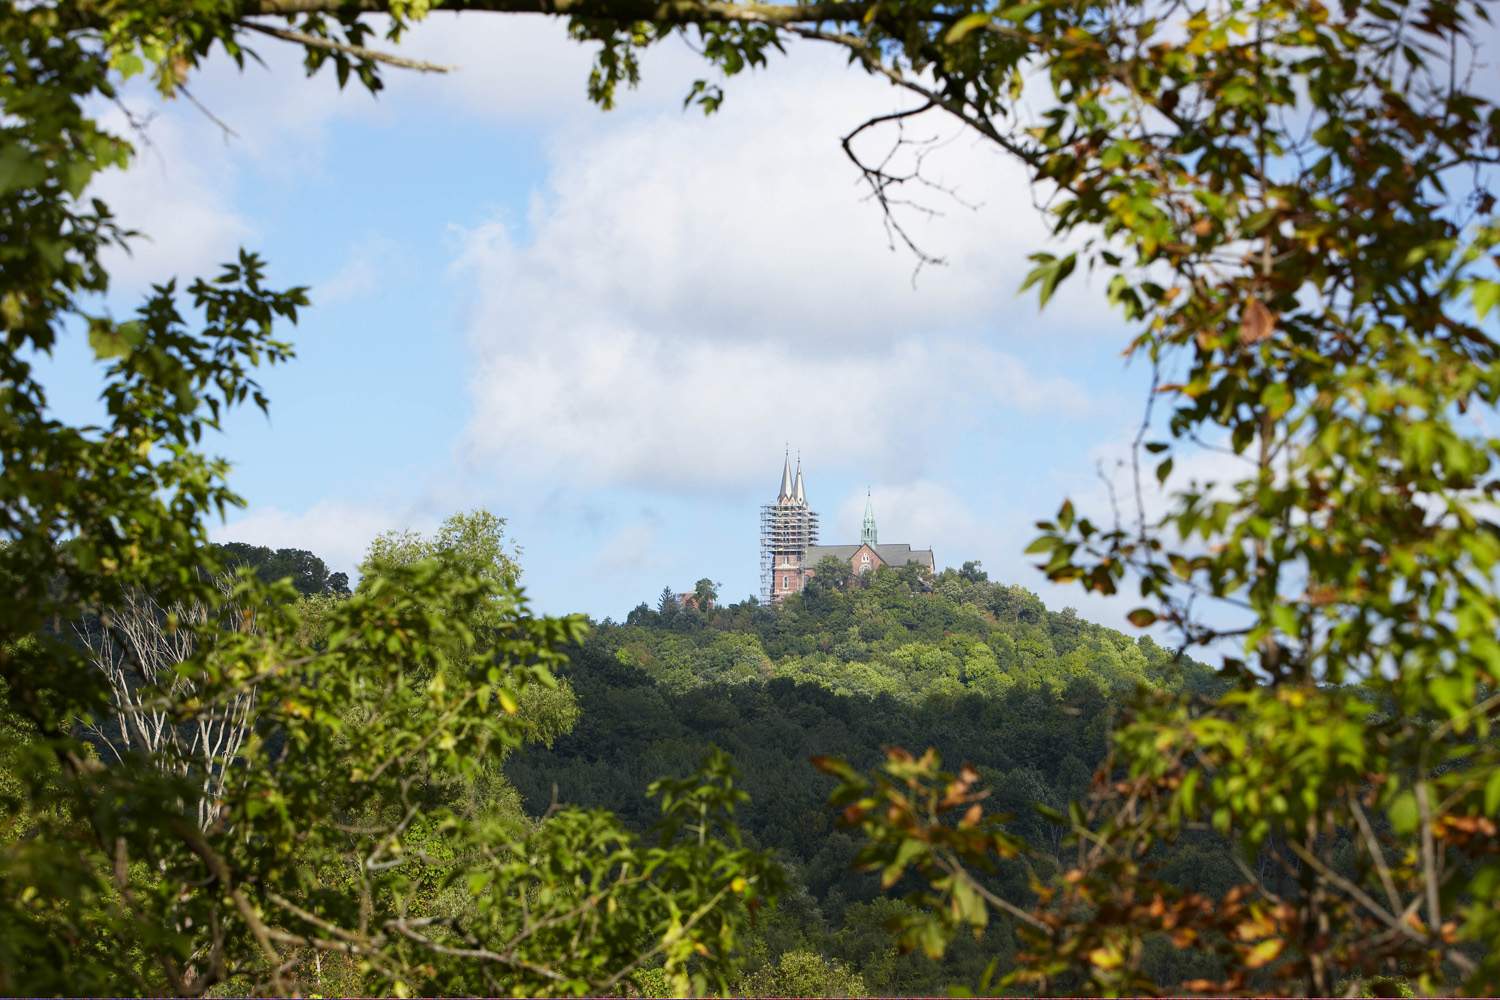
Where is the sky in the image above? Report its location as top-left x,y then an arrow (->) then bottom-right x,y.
47,13 -> 1215,627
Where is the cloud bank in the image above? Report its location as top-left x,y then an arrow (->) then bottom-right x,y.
453,48 -> 1100,495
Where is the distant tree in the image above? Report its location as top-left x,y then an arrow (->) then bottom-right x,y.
893,562 -> 932,591
737,949 -> 867,998
958,560 -> 988,584
806,556 -> 852,595
214,542 -> 345,597
362,509 -> 520,595
626,602 -> 654,626
657,587 -> 679,617
693,578 -> 720,610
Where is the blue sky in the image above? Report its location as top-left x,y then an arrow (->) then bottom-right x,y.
57,13 -> 1207,626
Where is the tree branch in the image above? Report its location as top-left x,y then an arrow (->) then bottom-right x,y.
242,21 -> 455,73
240,0 -> 875,26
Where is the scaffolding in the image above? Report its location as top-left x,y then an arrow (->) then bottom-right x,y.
759,502 -> 820,603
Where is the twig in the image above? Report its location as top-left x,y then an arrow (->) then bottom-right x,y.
1347,792 -> 1403,920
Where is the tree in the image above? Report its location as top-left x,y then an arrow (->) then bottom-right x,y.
693,577 -> 720,610
8,0 -> 1500,995
657,586 -> 680,617
737,948 -> 868,997
75,574 -> 260,831
957,560 -> 987,584
806,555 -> 853,595
362,509 -> 520,592
825,0 -> 1500,991
214,541 -> 347,596
0,7 -> 778,993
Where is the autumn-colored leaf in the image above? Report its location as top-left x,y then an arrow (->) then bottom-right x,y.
1242,936 -> 1284,969
1239,297 -> 1277,344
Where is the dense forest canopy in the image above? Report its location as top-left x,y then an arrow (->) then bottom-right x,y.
508,560 -> 1234,993
2,0 -> 1499,995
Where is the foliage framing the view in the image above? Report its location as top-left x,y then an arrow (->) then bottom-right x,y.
0,4 -> 777,995
4,0 -> 1500,995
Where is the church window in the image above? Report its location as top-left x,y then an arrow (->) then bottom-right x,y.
782,575 -> 789,590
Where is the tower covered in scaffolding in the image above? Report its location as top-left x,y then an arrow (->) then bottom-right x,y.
760,451 -> 819,603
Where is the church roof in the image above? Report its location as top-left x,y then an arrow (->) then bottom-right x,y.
806,543 -> 935,569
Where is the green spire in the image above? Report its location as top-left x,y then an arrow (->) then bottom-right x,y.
862,488 -> 878,546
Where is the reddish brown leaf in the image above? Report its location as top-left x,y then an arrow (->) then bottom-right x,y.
1240,297 -> 1277,344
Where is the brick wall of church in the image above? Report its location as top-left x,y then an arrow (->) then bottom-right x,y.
772,552 -> 805,600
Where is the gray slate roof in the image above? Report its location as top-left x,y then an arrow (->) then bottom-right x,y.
806,543 -> 935,570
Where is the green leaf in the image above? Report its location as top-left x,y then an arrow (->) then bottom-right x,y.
1474,279 -> 1500,320
999,1 -> 1044,22
952,877 -> 987,927
1020,252 -> 1077,309
944,12 -> 993,44
88,320 -> 145,360
1485,769 -> 1500,816
1389,790 -> 1418,835
1270,604 -> 1299,636
1261,382 -> 1292,419
1127,608 -> 1157,627
0,145 -> 46,196
1180,768 -> 1199,815
882,836 -> 928,887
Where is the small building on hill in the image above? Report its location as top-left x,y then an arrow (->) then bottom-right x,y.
759,455 -> 934,603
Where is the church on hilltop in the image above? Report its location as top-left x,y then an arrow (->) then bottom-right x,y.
759,452 -> 936,604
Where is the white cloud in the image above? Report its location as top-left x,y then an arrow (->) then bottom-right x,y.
832,480 -> 984,557
92,104 -> 254,292
451,47 -> 1108,495
213,501 -> 429,576
383,14 -> 609,123
491,63 -> 1068,347
462,317 -> 1081,493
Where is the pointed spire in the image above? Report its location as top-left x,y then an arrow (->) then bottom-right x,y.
862,487 -> 878,546
778,446 -> 794,501
793,452 -> 806,504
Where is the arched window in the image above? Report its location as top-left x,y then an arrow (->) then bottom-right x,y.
860,553 -> 872,572
782,575 -> 789,590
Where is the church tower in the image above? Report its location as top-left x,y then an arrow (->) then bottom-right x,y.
759,450 -> 819,603
862,489 -> 878,546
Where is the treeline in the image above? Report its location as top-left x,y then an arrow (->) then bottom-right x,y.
506,561 -> 1237,994
211,542 -> 351,597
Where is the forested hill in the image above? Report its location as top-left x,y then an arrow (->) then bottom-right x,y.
610,561 -> 1218,703
506,562 -> 1231,994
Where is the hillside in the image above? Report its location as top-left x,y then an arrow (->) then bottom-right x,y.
507,563 -> 1232,993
